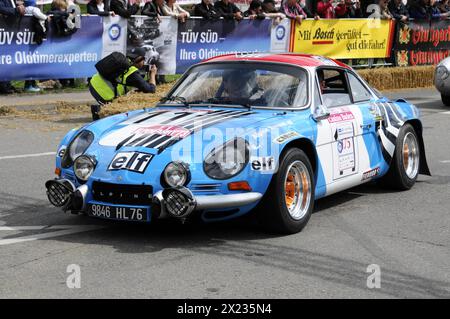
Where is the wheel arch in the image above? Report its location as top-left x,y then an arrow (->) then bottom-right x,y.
404,119 -> 431,176
281,138 -> 318,181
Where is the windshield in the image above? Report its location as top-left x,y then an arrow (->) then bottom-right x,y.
165,63 -> 308,108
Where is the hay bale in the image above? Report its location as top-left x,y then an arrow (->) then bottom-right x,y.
99,82 -> 174,117
357,66 -> 434,91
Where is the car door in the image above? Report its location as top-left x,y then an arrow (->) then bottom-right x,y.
313,67 -> 373,196
345,71 -> 385,179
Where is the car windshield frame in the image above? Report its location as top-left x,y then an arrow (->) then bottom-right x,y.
160,61 -> 310,110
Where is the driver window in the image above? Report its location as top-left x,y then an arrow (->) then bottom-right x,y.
317,69 -> 351,108
347,72 -> 373,103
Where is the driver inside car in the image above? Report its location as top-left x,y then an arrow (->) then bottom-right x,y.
220,69 -> 265,103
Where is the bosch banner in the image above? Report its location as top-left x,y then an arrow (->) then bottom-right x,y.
291,19 -> 395,59
0,15 -> 126,81
394,20 -> 450,66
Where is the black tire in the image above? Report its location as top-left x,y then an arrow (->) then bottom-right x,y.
381,124 -> 420,190
441,93 -> 450,106
258,148 -> 315,234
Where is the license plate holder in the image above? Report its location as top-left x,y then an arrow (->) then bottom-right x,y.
88,203 -> 148,222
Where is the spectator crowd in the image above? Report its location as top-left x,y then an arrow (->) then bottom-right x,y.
2,0 -> 450,94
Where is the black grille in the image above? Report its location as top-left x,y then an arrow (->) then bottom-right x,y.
91,182 -> 153,206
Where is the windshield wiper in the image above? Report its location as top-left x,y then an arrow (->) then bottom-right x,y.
160,95 -> 189,107
206,97 -> 253,110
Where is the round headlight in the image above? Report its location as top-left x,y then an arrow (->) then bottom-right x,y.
74,155 -> 96,181
163,161 -> 189,187
436,65 -> 449,81
203,138 -> 249,180
62,130 -> 94,168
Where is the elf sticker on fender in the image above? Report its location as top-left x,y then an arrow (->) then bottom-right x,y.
251,156 -> 275,173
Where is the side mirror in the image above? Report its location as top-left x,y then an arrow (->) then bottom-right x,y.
312,105 -> 330,121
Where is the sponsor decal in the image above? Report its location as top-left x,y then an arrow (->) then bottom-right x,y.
133,125 -> 191,139
362,167 -> 380,181
328,107 -> 355,123
274,131 -> 300,144
251,156 -> 275,171
108,152 -> 153,173
108,24 -> 121,41
332,121 -> 357,179
275,25 -> 286,41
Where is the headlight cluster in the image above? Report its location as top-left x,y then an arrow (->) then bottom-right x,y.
203,138 -> 249,180
163,161 -> 190,187
61,130 -> 94,168
74,155 -> 96,181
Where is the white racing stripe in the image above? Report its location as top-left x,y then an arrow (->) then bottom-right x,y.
0,152 -> 55,160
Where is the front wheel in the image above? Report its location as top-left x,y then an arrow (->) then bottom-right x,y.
259,148 -> 315,234
381,124 -> 420,190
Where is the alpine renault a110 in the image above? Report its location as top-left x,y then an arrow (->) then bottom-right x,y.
45,53 -> 431,234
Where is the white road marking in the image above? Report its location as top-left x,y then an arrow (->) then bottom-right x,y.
440,160 -> 450,163
0,225 -> 104,246
0,152 -> 55,160
441,111 -> 450,114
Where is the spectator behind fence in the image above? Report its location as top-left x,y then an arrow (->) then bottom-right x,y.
142,0 -> 165,20
110,0 -> 138,18
282,0 -> 308,23
317,0 -> 346,19
24,0 -> 48,32
87,0 -> 116,16
244,0 -> 265,19
335,0 -> 362,18
438,0 -> 450,13
194,0 -> 221,19
262,0 -> 285,24
378,0 -> 393,19
409,0 -> 449,19
214,0 -> 243,20
389,0 -> 409,22
163,0 -> 190,22
0,0 -> 25,94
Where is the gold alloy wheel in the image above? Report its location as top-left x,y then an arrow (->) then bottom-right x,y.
402,132 -> 420,179
283,160 -> 312,220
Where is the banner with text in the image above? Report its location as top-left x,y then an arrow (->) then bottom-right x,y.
394,20 -> 450,66
175,18 -> 283,73
291,19 -> 395,59
0,15 -> 127,81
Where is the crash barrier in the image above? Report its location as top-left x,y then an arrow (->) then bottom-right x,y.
0,15 -> 289,80
1,14 -> 449,81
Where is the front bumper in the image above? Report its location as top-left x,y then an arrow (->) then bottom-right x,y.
45,179 -> 262,220
153,187 -> 262,219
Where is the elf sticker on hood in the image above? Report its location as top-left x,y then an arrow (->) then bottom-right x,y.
99,109 -> 254,151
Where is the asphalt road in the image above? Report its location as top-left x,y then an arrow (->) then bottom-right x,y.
0,88 -> 449,299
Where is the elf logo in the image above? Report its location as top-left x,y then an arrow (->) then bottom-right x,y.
251,156 -> 275,172
108,152 -> 153,174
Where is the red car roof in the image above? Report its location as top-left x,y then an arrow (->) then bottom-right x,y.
203,53 -> 351,69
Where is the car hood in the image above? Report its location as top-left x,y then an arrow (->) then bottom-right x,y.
95,107 -> 279,153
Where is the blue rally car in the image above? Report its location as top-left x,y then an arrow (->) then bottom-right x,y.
45,53 -> 431,234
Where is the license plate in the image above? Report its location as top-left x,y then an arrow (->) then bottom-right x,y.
88,204 -> 148,222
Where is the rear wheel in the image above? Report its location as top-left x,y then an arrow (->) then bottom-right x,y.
259,148 -> 314,234
441,93 -> 450,106
381,124 -> 420,190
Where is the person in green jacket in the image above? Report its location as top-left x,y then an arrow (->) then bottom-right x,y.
89,47 -> 157,120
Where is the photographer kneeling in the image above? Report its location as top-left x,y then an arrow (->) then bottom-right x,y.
89,48 -> 157,120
